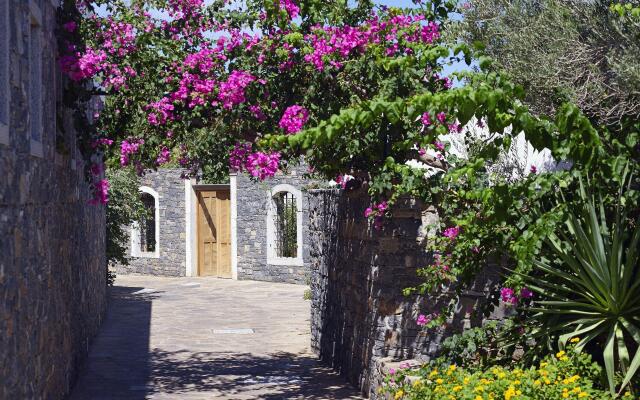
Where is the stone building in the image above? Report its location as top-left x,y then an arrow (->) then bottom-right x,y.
114,164 -> 314,284
0,1 -> 107,399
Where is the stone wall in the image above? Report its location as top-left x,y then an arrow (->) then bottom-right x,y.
0,1 -> 107,398
308,188 -> 502,398
114,168 -> 188,277
235,164 -> 313,284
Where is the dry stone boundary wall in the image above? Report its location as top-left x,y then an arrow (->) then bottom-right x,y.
307,188 -> 505,398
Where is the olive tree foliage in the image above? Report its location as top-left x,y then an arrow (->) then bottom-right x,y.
460,0 -> 640,130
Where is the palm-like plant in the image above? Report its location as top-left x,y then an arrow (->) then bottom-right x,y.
524,176 -> 640,395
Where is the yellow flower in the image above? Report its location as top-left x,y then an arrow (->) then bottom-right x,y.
540,362 -> 548,368
570,337 -> 580,343
475,396 -> 483,400
513,380 -> 521,385
394,389 -> 404,400
556,350 -> 566,358
534,380 -> 541,386
544,379 -> 551,385
562,393 -> 569,398
430,369 -> 439,377
475,385 -> 484,392
578,393 -> 588,398
449,364 -> 457,372
436,378 -> 444,385
412,379 -> 422,388
453,385 -> 463,392
504,386 -> 516,400
464,377 -> 470,385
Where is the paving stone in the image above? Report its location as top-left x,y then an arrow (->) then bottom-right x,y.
69,275 -> 362,399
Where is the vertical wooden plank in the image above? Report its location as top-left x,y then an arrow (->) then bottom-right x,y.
218,190 -> 231,278
195,189 -> 231,278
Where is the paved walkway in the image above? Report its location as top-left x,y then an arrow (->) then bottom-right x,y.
69,275 -> 361,400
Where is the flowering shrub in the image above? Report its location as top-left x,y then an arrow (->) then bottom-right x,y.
59,0 -> 639,387
383,344 -> 622,399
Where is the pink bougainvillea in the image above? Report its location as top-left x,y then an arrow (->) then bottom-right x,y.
63,21 -> 77,32
59,48 -> 107,81
520,287 -> 534,299
217,70 -> 256,109
229,142 -> 252,172
500,287 -> 518,305
156,146 -> 171,165
421,112 -> 432,126
245,151 -> 281,180
279,0 -> 300,19
279,105 -> 309,134
120,139 -> 144,166
89,179 -> 110,205
442,226 -> 460,239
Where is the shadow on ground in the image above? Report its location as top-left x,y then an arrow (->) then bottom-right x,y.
69,282 -> 361,399
149,350 -> 360,399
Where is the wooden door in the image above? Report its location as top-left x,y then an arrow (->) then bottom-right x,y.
197,190 -> 231,278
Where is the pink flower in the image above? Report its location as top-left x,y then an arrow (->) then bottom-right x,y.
442,226 -> 460,239
335,174 -> 352,189
530,165 -> 537,174
245,152 -> 281,180
365,201 -> 388,218
120,139 -> 144,166
156,146 -> 171,165
279,105 -> 309,134
434,141 -> 445,151
217,70 -> 256,109
388,368 -> 396,375
279,0 -> 300,19
520,287 -> 534,299
448,122 -> 461,133
416,314 -> 428,326
421,112 -> 432,126
89,179 -> 110,205
229,142 -> 252,171
500,287 -> 518,305
249,105 -> 266,121
63,21 -> 77,32
436,112 -> 447,124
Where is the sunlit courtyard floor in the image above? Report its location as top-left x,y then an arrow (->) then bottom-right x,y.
69,275 -> 362,399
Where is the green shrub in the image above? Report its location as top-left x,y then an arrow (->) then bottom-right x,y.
521,175 -> 640,394
105,168 -> 148,285
383,344 -> 624,399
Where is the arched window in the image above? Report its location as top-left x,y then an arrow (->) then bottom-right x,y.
140,193 -> 156,252
273,191 -> 297,258
132,186 -> 160,258
267,184 -> 303,266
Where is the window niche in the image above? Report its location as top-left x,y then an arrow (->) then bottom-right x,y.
0,0 -> 9,145
267,184 -> 303,266
131,187 -> 160,258
28,0 -> 43,157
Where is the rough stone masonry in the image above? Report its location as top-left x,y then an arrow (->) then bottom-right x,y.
0,1 -> 107,398
308,188 -> 505,398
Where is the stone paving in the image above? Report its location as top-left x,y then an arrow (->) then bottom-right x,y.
69,275 -> 362,400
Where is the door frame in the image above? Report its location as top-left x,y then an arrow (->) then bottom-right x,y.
189,183 -> 234,278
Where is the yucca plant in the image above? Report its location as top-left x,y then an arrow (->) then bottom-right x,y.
523,175 -> 640,395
